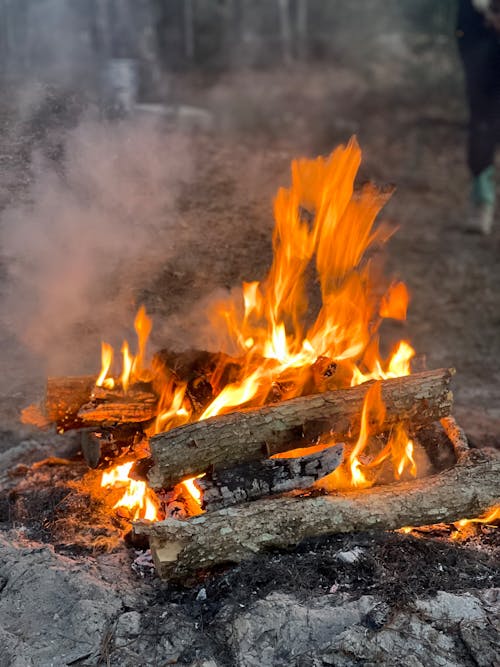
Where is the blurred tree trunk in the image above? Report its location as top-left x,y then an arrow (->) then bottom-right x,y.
184,0 -> 195,60
278,0 -> 293,64
296,0 -> 308,61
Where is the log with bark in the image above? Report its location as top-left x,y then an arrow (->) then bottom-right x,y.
198,442 -> 344,511
135,450 -> 500,581
148,368 -> 454,488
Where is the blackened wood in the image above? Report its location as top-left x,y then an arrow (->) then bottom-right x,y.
148,368 -> 454,489
136,451 -> 500,581
199,443 -> 344,511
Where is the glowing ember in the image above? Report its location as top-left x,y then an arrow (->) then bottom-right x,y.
101,461 -> 158,521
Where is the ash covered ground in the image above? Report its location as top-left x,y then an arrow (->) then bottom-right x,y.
0,64 -> 498,666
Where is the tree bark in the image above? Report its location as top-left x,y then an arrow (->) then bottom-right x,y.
148,368 -> 454,488
199,442 -> 344,511
136,452 -> 500,581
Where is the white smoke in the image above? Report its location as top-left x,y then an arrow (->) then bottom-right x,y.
0,115 -> 193,377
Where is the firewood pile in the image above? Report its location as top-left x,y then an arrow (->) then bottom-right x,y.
27,140 -> 499,581
40,350 -> 499,582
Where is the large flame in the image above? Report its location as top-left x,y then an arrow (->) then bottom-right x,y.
98,139 -> 422,517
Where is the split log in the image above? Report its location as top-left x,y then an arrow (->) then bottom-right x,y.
135,451 -> 500,581
199,443 -> 344,511
45,376 -> 96,429
148,368 -> 454,488
77,397 -> 157,425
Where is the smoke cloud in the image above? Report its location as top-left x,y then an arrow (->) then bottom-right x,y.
0,113 -> 193,378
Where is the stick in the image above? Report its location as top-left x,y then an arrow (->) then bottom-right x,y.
199,443 -> 344,511
148,368 -> 454,488
77,397 -> 157,425
135,452 -> 499,581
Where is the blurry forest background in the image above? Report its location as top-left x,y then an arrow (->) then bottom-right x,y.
0,1 -> 459,100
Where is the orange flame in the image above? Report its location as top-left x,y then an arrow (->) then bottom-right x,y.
101,461 -> 158,521
96,342 -> 115,389
454,506 -> 500,532
349,382 -> 386,487
95,305 -> 153,393
202,139 -> 415,425
97,139 -> 422,515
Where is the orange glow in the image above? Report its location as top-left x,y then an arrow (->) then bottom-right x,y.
132,305 -> 153,382
101,461 -> 158,521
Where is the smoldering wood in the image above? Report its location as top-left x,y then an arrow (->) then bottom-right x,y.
136,451 -> 500,581
199,443 -> 344,511
148,368 -> 454,489
45,376 -> 96,429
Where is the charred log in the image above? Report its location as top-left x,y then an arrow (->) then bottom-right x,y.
136,451 -> 500,581
148,368 -> 454,489
199,443 -> 344,511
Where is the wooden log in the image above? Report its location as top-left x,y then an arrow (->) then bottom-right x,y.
199,443 -> 344,511
77,396 -> 157,425
135,451 -> 500,581
45,375 -> 96,429
148,368 -> 454,489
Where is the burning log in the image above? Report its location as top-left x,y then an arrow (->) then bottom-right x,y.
77,393 -> 157,425
136,451 -> 500,581
45,376 -> 96,429
148,368 -> 454,488
45,376 -> 157,428
199,443 -> 344,511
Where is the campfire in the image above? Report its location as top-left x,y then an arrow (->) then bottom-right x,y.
28,138 -> 499,580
